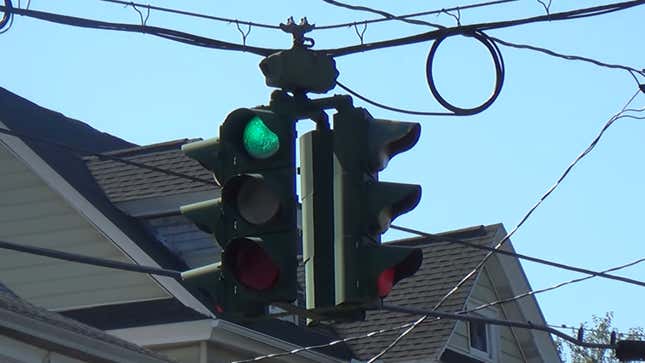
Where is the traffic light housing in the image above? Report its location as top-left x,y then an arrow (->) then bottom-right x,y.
333,107 -> 423,308
180,107 -> 298,316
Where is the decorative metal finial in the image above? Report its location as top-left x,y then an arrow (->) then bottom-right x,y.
280,17 -> 315,48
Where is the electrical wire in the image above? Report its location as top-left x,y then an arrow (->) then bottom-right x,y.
336,81 -> 457,116
489,36 -> 645,83
0,0 -> 13,34
368,89 -> 644,362
333,1 -> 642,117
0,5 -> 278,56
390,225 -> 645,289
337,28 -> 506,116
549,323 -> 645,339
380,304 -> 614,349
463,256 -> 645,314
232,301 -> 618,363
426,30 -> 505,115
0,127 -> 217,186
322,0 -> 645,57
97,0 -> 282,30
315,0 -> 521,30
0,238 -> 183,279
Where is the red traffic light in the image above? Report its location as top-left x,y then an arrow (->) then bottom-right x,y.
377,268 -> 396,298
375,248 -> 423,298
226,238 -> 280,291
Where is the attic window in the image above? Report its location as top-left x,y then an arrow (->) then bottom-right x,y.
469,320 -> 488,353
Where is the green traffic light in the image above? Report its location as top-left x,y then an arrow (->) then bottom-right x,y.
243,116 -> 280,159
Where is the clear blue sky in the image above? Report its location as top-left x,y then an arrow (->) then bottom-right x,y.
2,0 -> 644,341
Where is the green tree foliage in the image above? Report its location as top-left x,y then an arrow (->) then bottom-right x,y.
556,312 -> 644,362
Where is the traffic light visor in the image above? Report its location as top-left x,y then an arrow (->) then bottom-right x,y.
374,247 -> 422,298
368,119 -> 420,172
225,238 -> 280,291
243,115 -> 280,159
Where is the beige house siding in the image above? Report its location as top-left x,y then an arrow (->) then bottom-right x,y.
0,145 -> 170,310
446,268 -> 526,362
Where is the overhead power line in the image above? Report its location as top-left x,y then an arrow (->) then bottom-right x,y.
322,0 -> 645,56
97,0 -> 521,32
380,304 -> 613,349
391,225 -> 645,289
0,4 -> 278,56
0,238 -> 182,279
233,301 -> 618,363
316,0 -> 521,30
463,255 -> 645,314
97,0 -> 282,30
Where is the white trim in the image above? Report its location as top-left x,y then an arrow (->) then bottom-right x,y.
108,319 -> 346,363
48,296 -> 171,313
0,121 -> 212,318
0,308 -> 172,363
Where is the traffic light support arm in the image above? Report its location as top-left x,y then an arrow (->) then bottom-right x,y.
268,90 -> 353,124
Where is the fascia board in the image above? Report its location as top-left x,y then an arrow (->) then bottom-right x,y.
487,227 -> 562,362
212,319 -> 344,363
0,308 -> 172,363
0,121 -> 212,318
109,319 -> 345,363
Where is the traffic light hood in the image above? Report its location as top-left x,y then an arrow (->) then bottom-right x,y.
367,119 -> 421,173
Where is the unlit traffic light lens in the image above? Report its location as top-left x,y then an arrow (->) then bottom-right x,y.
234,177 -> 281,225
243,116 -> 280,159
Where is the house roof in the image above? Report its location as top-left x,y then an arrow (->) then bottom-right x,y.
0,282 -> 176,363
84,140 -> 215,203
330,224 -> 500,362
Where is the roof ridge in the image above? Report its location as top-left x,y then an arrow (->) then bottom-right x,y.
388,224 -> 490,246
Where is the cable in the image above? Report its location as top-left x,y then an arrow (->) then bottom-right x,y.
336,81 -> 456,116
380,304 -> 614,349
323,0 -> 645,57
490,36 -> 645,82
369,89 -> 644,362
315,0 -> 521,30
233,300 -> 619,363
390,225 -> 645,289
337,29 -> 505,116
0,0 -> 12,33
333,1 -> 642,117
549,323 -> 645,339
0,5 -> 278,56
97,0 -> 282,30
426,30 -> 505,115
319,0 -> 443,29
0,127 -> 217,186
463,256 -> 645,314
0,238 -> 182,279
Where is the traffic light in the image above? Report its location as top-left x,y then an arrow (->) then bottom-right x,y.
180,107 -> 298,316
332,106 -> 423,308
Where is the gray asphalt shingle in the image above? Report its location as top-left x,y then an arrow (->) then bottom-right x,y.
85,139 -> 216,203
